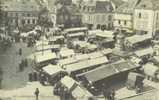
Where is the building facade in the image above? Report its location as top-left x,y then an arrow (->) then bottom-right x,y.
1,0 -> 40,30
81,1 -> 114,30
133,0 -> 159,36
113,0 -> 140,33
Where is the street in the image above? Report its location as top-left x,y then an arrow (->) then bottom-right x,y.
0,42 -> 59,99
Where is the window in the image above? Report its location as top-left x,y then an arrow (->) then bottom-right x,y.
139,13 -> 141,18
27,13 -> 31,17
108,15 -> 111,21
32,19 -> 36,24
27,19 -> 30,24
118,20 -> 121,24
124,21 -> 127,25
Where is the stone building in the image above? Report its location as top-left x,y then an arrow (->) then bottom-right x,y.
133,0 -> 159,37
1,0 -> 40,31
81,1 -> 114,30
113,0 -> 140,33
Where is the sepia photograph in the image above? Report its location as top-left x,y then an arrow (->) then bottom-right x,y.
0,0 -> 159,100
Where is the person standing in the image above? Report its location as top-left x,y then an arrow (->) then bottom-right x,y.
34,88 -> 39,100
19,48 -> 22,56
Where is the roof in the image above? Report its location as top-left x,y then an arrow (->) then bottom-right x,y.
2,0 -> 40,12
134,47 -> 154,57
95,1 -> 113,13
101,48 -> 113,55
60,76 -> 78,90
42,64 -> 64,75
84,60 -> 138,83
67,32 -> 85,37
72,86 -> 93,98
135,0 -> 159,10
95,30 -> 114,38
59,48 -> 75,58
111,0 -> 125,7
64,27 -> 88,33
143,63 -> 159,77
59,57 -> 78,66
125,34 -> 152,45
88,51 -> 104,59
64,57 -> 108,73
115,0 -> 140,14
36,45 -> 59,52
48,36 -> 64,42
35,51 -> 57,63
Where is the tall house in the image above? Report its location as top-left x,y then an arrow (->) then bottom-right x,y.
1,0 -> 40,29
133,0 -> 159,36
81,1 -> 114,30
113,0 -> 140,33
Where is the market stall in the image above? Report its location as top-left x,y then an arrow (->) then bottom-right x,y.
42,64 -> 67,85
143,63 -> 159,81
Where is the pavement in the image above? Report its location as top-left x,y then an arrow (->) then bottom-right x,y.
0,42 -> 59,100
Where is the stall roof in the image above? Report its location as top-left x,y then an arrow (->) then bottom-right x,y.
36,45 -> 60,51
143,63 -> 159,77
35,41 -> 49,47
48,36 -> 64,41
59,57 -> 78,66
60,76 -> 78,90
134,47 -> 154,57
64,27 -> 88,33
28,50 -> 52,60
95,31 -> 114,38
84,60 -> 138,83
35,51 -> 57,63
101,48 -> 113,55
86,44 -> 98,50
64,57 -> 108,73
72,86 -> 93,98
75,54 -> 90,61
42,64 -> 64,75
73,41 -> 90,48
84,65 -> 118,83
88,51 -> 104,59
67,32 -> 85,37
153,56 -> 159,63
125,34 -> 152,44
59,49 -> 75,58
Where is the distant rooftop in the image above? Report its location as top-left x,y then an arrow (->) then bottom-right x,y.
135,0 -> 159,10
2,0 -> 40,12
115,0 -> 141,14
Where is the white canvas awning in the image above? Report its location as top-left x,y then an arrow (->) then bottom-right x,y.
125,34 -> 152,45
42,64 -> 64,76
101,48 -> 113,55
60,76 -> 78,90
134,47 -> 154,57
95,30 -> 114,38
143,63 -> 159,77
35,51 -> 57,64
60,49 -> 75,58
67,32 -> 85,37
64,57 -> 108,73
